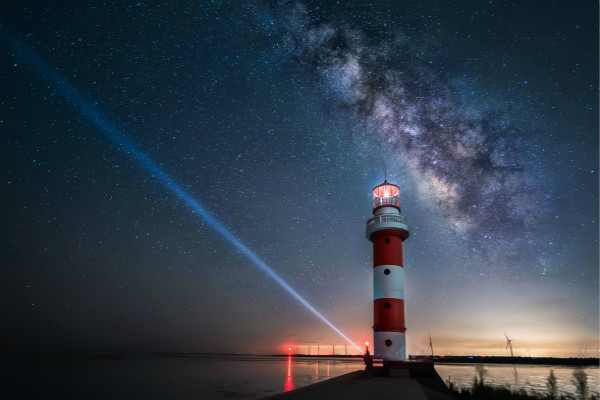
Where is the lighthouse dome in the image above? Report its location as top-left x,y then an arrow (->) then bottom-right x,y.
372,180 -> 401,211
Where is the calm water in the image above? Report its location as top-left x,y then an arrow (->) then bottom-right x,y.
1,355 -> 598,399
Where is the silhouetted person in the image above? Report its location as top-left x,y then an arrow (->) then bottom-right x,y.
363,348 -> 373,369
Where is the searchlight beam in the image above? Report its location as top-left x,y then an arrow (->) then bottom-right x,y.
2,30 -> 363,354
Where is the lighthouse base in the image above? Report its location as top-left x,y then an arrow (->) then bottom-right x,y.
374,331 -> 406,361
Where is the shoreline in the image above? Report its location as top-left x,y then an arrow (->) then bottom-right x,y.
268,354 -> 599,366
2,350 -> 598,366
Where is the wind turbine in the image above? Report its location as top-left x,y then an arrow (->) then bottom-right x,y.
504,332 -> 514,357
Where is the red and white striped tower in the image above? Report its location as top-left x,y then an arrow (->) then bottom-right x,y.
366,180 -> 410,362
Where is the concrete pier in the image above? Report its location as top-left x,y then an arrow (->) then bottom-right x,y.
267,364 -> 458,400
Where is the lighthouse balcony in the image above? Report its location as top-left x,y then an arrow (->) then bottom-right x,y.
366,214 -> 410,239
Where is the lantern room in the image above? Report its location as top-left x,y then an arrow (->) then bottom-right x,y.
372,180 -> 401,210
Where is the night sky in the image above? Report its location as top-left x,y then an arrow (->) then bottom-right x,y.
1,1 -> 598,357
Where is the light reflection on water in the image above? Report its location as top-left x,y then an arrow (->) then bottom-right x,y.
189,355 -> 361,397
201,355 -> 362,397
285,357 -> 354,390
284,355 -> 294,392
284,356 -> 339,392
1,355 -> 365,400
3,355 -> 598,399
435,363 -> 600,398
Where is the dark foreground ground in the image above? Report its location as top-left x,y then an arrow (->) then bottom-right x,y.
267,367 -> 458,400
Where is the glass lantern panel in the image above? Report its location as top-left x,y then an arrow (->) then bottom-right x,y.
373,184 -> 399,198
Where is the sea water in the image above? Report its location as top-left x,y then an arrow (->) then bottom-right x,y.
1,355 -> 598,399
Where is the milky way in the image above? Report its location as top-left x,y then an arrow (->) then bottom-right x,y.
276,2 -> 547,255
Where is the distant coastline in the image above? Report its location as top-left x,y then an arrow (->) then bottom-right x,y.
4,350 -> 596,366
421,355 -> 599,366
148,352 -> 599,366
267,353 -> 598,366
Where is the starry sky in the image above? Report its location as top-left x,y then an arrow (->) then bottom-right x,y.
1,1 -> 598,357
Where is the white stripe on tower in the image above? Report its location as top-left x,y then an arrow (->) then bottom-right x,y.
373,265 -> 404,300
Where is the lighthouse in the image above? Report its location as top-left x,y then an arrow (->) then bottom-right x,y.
366,180 -> 410,362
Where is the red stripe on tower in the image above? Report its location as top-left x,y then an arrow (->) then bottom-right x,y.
366,180 -> 410,362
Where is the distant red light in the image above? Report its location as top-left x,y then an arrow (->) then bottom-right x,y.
364,341 -> 370,347
288,347 -> 292,352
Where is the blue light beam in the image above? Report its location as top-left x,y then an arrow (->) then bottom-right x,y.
2,30 -> 364,353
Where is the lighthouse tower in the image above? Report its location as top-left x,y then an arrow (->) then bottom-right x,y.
366,180 -> 410,362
